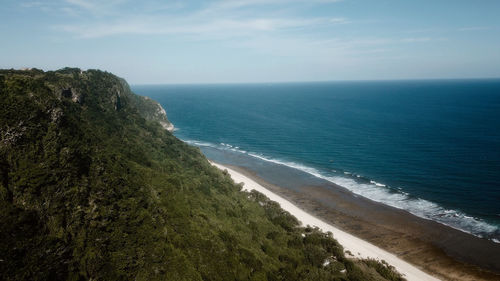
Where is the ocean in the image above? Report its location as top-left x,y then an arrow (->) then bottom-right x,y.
132,79 -> 500,242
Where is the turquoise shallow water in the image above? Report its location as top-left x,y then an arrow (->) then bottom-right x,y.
132,79 -> 500,242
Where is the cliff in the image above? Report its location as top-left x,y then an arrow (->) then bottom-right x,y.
119,78 -> 174,132
0,68 -> 403,281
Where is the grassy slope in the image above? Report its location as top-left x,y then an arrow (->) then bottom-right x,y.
0,68 -> 403,281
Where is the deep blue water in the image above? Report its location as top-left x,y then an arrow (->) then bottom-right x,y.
132,79 -> 500,242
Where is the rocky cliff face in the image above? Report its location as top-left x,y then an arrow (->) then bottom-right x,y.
127,91 -> 174,132
0,68 -> 173,137
144,97 -> 174,132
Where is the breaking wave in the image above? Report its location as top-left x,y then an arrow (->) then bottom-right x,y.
184,139 -> 500,242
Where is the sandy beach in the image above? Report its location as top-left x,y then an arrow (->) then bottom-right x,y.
210,162 -> 500,281
212,162 -> 440,281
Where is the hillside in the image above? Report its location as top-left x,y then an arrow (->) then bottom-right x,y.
0,68 -> 403,281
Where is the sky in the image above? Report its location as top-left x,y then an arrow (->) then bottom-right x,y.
1,0 -> 500,84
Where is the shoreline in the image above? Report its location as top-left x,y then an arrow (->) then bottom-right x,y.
211,162 -> 440,281
211,161 -> 500,281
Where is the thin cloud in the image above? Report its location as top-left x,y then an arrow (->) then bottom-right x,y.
401,37 -> 431,43
56,17 -> 334,38
65,0 -> 95,11
458,26 -> 490,31
208,0 -> 343,10
52,0 -> 349,38
20,1 -> 45,8
62,0 -> 129,16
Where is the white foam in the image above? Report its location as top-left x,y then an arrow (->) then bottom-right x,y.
243,152 -> 500,241
184,139 -> 500,242
370,180 -> 386,187
184,140 -> 218,148
186,139 -> 250,156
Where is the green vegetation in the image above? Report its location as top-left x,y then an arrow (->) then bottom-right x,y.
0,68 -> 404,280
125,83 -> 172,130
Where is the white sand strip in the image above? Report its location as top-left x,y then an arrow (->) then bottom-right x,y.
212,162 -> 440,281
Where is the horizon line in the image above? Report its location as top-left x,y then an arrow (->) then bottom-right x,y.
2,67 -> 499,86
131,76 -> 500,86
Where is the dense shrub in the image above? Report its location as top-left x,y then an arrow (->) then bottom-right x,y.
0,68 -> 404,281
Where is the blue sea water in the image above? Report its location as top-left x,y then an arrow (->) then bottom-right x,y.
132,79 -> 500,242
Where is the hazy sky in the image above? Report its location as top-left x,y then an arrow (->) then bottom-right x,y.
1,0 -> 500,84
